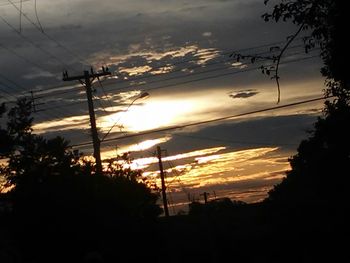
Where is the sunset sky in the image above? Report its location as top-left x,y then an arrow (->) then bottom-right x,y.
0,0 -> 328,213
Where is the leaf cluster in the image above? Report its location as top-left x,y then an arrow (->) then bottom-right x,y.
263,0 -> 350,102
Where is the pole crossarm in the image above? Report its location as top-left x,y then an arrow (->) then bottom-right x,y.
62,68 -> 111,82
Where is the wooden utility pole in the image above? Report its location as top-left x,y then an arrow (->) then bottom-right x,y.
63,68 -> 111,175
156,146 -> 169,217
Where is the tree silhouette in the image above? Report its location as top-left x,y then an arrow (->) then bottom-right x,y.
267,103 -> 350,205
0,103 -> 13,157
263,0 -> 350,205
1,98 -> 162,220
262,0 -> 349,102
0,98 -> 163,262
230,1 -> 349,104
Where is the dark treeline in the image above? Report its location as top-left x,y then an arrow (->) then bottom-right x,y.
1,0 -> 349,262
0,98 -> 163,262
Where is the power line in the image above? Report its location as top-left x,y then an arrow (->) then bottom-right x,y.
0,72 -> 81,120
0,78 -> 69,120
0,42 -> 59,76
96,77 -> 114,109
105,37 -> 307,88
0,14 -> 76,72
97,43 -> 308,92
142,55 -> 319,93
0,25 -> 312,107
0,71 -> 29,93
27,70 -> 117,101
166,158 -> 192,200
0,83 -> 21,101
90,50 -> 319,102
34,39 -> 309,100
0,36 -> 288,101
93,94 -> 110,117
6,39 -> 311,112
172,133 -> 298,147
29,53 -> 319,123
0,37 -> 84,96
38,54 -> 317,117
0,39 -> 318,122
34,49 -> 317,123
0,0 -> 30,6
0,67 -> 74,117
19,0 -> 22,32
34,0 -> 44,32
0,40 -> 81,105
7,0 -> 90,66
101,92 -> 150,142
71,96 -> 332,148
38,54 -> 319,113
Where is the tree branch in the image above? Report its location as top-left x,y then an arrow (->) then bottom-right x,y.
274,22 -> 305,104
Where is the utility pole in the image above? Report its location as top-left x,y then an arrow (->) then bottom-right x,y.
63,68 -> 111,175
156,146 -> 169,217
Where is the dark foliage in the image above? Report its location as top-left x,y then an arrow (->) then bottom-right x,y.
0,98 -> 162,262
263,0 -> 350,205
0,99 -> 162,262
0,103 -> 13,156
1,98 -> 161,219
189,198 -> 246,216
267,101 -> 350,205
263,0 -> 350,100
11,169 -> 162,221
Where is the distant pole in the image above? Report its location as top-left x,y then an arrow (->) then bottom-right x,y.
63,68 -> 111,175
200,192 -> 210,204
29,90 -> 45,113
157,146 -> 169,217
30,90 -> 36,112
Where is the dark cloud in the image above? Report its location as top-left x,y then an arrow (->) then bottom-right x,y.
229,89 -> 259,99
155,113 -> 318,156
179,5 -> 209,13
1,0 -> 320,96
59,24 -> 83,31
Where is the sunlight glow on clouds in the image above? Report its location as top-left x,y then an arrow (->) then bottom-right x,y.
23,69 -> 55,79
102,136 -> 172,160
150,65 -> 174,75
195,48 -> 220,65
144,146 -> 290,203
202,32 -> 212,37
119,65 -> 152,76
109,45 -> 199,65
108,44 -> 220,72
231,61 -> 248,69
33,115 -> 89,133
94,79 -> 325,139
163,147 -> 226,162
114,146 -> 227,171
100,99 -> 195,132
